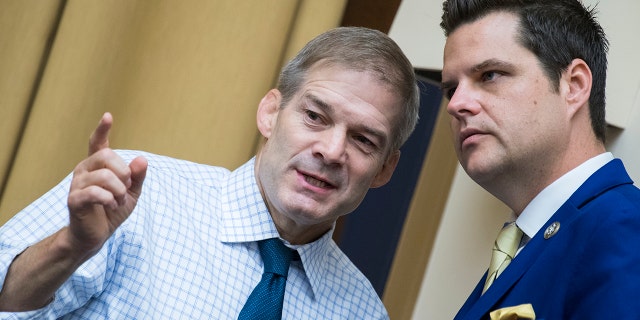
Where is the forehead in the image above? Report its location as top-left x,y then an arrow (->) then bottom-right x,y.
442,11 -> 529,77
301,62 -> 401,113
299,63 -> 402,145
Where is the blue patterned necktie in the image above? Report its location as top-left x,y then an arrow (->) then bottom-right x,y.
238,238 -> 294,320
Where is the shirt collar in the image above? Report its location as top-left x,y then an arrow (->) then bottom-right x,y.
287,228 -> 335,299
218,157 -> 333,298
517,152 -> 614,239
219,157 -> 280,242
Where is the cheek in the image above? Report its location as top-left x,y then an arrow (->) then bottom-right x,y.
449,117 -> 460,130
270,124 -> 300,150
350,161 -> 382,187
500,104 -> 555,149
449,119 -> 462,145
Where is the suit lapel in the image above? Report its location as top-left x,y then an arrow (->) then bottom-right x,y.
565,159 -> 632,209
457,233 -> 547,319
455,159 -> 632,320
454,274 -> 484,319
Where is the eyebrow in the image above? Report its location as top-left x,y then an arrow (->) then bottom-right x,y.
441,58 -> 515,91
304,93 -> 390,148
472,58 -> 514,73
306,93 -> 333,113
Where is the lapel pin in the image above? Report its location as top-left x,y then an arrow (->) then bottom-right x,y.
544,221 -> 561,239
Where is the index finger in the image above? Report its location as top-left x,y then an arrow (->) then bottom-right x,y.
88,112 -> 113,156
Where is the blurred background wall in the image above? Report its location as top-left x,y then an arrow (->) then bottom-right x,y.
0,0 -> 347,221
0,2 -> 449,319
4,1 -> 636,319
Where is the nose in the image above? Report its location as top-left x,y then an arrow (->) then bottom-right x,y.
313,128 -> 347,165
446,83 -> 481,119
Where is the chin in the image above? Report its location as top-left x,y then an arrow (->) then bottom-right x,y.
463,161 -> 495,180
297,208 -> 341,226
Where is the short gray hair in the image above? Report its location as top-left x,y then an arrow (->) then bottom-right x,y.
277,27 -> 420,152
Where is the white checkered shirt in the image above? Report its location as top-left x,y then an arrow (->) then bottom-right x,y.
0,150 -> 388,319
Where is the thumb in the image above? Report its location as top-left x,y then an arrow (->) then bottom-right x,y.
128,156 -> 148,198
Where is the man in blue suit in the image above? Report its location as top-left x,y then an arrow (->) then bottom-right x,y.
440,0 -> 640,319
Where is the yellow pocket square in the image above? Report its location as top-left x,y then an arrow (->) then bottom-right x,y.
490,303 -> 536,320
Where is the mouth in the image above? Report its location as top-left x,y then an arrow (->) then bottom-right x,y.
299,170 -> 337,190
459,128 -> 486,145
459,128 -> 487,148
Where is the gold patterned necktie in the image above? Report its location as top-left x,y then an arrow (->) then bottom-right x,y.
483,222 -> 523,293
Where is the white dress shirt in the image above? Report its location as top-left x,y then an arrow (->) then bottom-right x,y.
516,152 -> 614,245
0,150 -> 388,319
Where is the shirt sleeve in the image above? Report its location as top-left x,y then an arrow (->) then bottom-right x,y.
0,174 -> 112,318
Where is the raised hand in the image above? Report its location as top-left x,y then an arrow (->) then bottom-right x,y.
66,112 -> 148,256
0,113 -> 149,311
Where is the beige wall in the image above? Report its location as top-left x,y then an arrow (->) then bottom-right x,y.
0,0 -> 65,214
0,0 -> 347,224
608,101 -> 640,180
388,0 -> 640,318
382,99 -> 458,320
412,168 -> 511,319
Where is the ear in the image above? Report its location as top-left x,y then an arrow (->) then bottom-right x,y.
370,150 -> 401,188
562,58 -> 592,117
256,89 -> 282,139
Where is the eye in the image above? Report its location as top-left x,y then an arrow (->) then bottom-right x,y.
443,87 -> 457,100
441,82 -> 457,100
353,134 -> 380,155
354,135 -> 374,146
304,110 -> 322,123
481,71 -> 500,82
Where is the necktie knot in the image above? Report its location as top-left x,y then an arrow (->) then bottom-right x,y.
494,223 -> 523,259
238,238 -> 294,319
259,238 -> 293,277
483,222 -> 524,293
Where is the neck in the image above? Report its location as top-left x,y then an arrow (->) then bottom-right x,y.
271,216 -> 333,245
491,143 -> 606,216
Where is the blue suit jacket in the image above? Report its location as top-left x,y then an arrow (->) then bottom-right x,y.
455,159 -> 640,320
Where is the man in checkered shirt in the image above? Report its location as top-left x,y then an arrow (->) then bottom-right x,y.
0,27 -> 419,319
